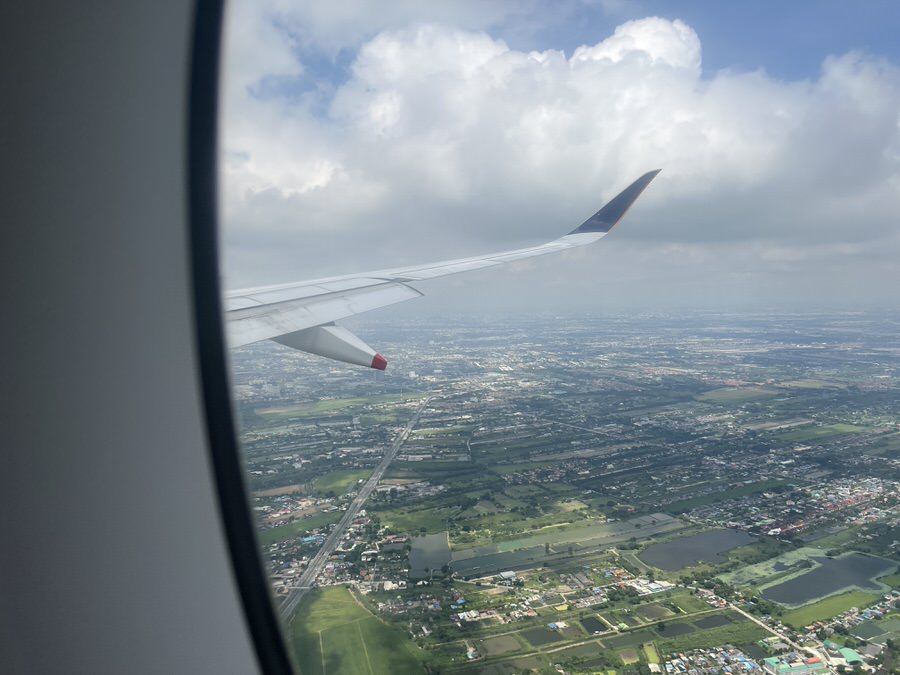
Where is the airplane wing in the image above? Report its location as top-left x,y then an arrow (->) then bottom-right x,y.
225,169 -> 660,369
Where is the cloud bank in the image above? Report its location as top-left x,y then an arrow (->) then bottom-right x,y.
221,6 -> 900,311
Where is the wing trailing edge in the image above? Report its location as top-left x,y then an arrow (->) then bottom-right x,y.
226,170 -> 660,368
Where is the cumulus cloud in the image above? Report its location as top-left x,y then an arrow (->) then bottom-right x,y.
220,7 -> 900,311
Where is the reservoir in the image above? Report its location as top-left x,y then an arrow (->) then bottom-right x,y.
409,531 -> 451,579
639,529 -> 755,571
761,552 -> 895,606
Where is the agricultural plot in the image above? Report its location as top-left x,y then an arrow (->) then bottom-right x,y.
492,513 -> 682,552
694,613 -> 736,629
696,387 -> 778,404
635,604 -> 673,621
606,630 -> 657,648
556,642 -> 604,659
256,393 -> 407,420
581,616 -> 608,634
290,587 -> 424,675
655,620 -> 768,653
863,433 -> 900,457
781,591 -> 881,629
851,618 -> 900,645
311,469 -> 371,496
521,627 -> 564,647
497,656 -> 548,673
775,423 -> 867,443
669,592 -> 711,614
478,635 -> 522,657
375,505 -> 456,534
654,622 -> 696,638
617,648 -> 640,664
603,611 -> 640,628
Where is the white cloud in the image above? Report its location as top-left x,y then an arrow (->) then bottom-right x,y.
220,9 -> 900,311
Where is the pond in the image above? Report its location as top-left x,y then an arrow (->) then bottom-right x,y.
522,627 -> 563,646
761,552 -> 895,606
581,617 -> 607,634
408,531 -> 451,579
638,529 -> 755,571
694,613 -> 735,629
655,622 -> 695,637
450,545 -> 546,578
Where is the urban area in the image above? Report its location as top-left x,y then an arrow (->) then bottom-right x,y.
230,312 -> 900,674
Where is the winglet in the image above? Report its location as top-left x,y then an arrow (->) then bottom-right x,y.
569,169 -> 661,235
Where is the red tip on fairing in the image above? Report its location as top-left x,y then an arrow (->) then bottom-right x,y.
371,354 -> 388,371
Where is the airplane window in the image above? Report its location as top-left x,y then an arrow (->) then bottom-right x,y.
218,2 -> 900,673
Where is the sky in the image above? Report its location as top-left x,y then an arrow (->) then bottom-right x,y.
219,0 -> 900,313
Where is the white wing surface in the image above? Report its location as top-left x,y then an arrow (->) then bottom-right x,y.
225,170 -> 660,369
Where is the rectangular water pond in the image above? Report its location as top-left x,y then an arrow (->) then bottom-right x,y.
450,545 -> 546,578
522,627 -> 564,646
581,617 -> 608,634
694,613 -> 735,629
409,531 -> 451,579
654,622 -> 696,637
761,552 -> 896,606
639,529 -> 755,571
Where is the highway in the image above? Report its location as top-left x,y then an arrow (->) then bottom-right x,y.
278,395 -> 433,622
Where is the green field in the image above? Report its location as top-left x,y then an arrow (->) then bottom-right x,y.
475,515 -> 684,552
696,387 -> 778,404
862,433 -> 900,457
376,505 -> 456,533
290,587 -> 425,674
778,379 -> 844,390
312,469 -> 371,496
256,394 -> 409,419
655,620 -> 768,653
776,424 -> 866,443
258,510 -> 342,546
878,573 -> 900,589
670,592 -> 712,614
781,591 -> 880,629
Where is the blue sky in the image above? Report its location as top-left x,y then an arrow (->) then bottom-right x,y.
221,2 -> 900,311
280,1 -> 900,97
520,1 -> 900,80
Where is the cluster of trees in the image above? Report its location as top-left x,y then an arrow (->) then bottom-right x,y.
680,571 -> 738,600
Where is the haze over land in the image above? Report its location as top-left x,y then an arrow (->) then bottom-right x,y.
234,312 -> 900,673
221,1 -> 900,311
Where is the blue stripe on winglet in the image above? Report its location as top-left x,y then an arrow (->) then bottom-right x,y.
569,170 -> 661,234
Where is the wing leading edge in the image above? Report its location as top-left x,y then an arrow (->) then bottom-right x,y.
226,170 -> 660,368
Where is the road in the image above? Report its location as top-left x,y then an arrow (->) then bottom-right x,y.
278,395 -> 433,622
729,602 -> 826,661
